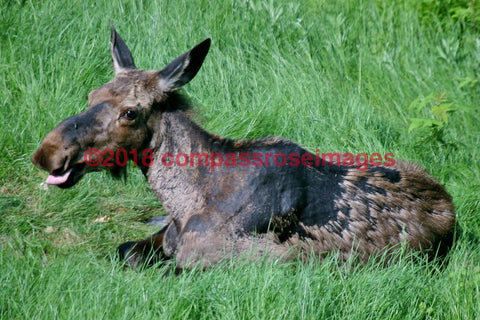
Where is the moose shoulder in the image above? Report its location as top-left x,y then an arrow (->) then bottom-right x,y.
32,27 -> 455,269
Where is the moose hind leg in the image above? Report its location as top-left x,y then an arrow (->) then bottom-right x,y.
118,226 -> 169,268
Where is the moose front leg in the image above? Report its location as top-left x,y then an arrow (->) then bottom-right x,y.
173,230 -> 294,270
118,225 -> 170,268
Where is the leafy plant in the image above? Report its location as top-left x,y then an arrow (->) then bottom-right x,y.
403,0 -> 480,31
408,92 -> 461,143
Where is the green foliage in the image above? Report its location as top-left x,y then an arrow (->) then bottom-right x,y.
404,0 -> 480,30
407,92 -> 467,144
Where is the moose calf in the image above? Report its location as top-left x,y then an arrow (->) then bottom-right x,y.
32,27 -> 455,269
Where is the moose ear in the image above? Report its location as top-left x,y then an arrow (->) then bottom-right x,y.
111,25 -> 136,74
158,38 -> 211,91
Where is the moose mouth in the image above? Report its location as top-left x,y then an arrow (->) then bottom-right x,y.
46,163 -> 86,189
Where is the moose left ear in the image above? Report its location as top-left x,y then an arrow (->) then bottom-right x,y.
158,38 -> 211,91
111,25 -> 137,74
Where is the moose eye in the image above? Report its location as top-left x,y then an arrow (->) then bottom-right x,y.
123,109 -> 137,120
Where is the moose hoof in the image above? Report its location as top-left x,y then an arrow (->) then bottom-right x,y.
118,241 -> 143,268
146,216 -> 171,228
117,240 -> 166,268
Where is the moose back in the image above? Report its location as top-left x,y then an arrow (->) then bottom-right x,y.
32,27 -> 455,269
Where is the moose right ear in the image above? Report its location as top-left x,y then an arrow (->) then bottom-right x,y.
158,38 -> 211,92
111,25 -> 136,74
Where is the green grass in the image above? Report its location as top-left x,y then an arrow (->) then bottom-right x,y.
1,0 -> 480,318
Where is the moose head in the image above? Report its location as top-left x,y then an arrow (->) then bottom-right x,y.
32,27 -> 210,188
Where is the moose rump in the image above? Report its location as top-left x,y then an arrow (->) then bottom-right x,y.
32,27 -> 456,269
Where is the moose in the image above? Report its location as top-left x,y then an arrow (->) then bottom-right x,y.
32,27 -> 455,269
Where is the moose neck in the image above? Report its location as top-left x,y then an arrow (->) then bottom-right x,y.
158,110 -> 213,154
144,109 -> 218,220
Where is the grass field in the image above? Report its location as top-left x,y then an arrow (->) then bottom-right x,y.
1,0 -> 480,318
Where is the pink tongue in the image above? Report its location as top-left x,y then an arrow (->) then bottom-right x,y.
46,168 -> 73,185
